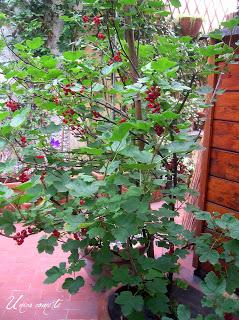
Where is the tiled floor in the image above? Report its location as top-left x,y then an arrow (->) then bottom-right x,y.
0,203 -> 236,320
0,232 -> 100,320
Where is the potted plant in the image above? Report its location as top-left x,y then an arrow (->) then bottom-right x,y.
0,2 -> 238,319
178,16 -> 203,37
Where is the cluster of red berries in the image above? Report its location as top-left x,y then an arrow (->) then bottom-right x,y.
18,169 -> 30,183
13,227 -> 33,245
36,155 -> 45,160
92,110 -> 100,118
63,84 -> 76,96
62,84 -> 85,96
82,15 -> 101,25
6,100 -> 20,112
52,230 -> 61,238
62,109 -> 78,127
109,51 -> 122,65
62,108 -> 85,134
167,245 -> 175,256
154,124 -> 164,136
20,136 -> 27,146
53,96 -> 60,104
73,232 -> 80,240
173,125 -> 180,134
40,170 -> 46,182
81,15 -> 105,40
145,86 -> 161,114
166,160 -> 186,174
72,228 -> 87,240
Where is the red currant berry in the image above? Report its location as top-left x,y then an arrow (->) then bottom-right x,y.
119,118 -> 127,124
93,16 -> 101,25
97,32 -> 106,40
52,230 -> 60,238
80,199 -> 85,206
17,239 -> 24,245
20,136 -> 27,144
92,111 -> 100,118
82,15 -> 90,23
73,233 -> 80,240
154,124 -> 164,136
27,227 -> 33,234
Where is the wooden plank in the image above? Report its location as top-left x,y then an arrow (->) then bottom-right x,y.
207,176 -> 239,212
214,92 -> 239,122
210,149 -> 239,182
192,45 -> 218,269
212,120 -> 239,153
206,202 -> 239,218
219,63 -> 239,90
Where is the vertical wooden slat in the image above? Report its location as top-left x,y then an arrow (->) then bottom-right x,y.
192,40 -> 218,269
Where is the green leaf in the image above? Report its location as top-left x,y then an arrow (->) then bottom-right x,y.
115,291 -> 144,316
146,294 -> 169,314
62,276 -> 84,294
121,163 -> 156,171
221,17 -> 239,29
40,55 -> 57,69
63,51 -> 83,61
40,122 -> 61,134
177,304 -> 191,320
91,83 -> 104,92
101,62 -> 122,76
119,0 -> 137,4
167,140 -> 200,153
171,82 -> 191,91
201,272 -> 226,296
0,211 -> 16,235
111,122 -> 132,141
199,249 -> 220,265
62,239 -> 83,252
209,29 -> 223,40
197,86 -> 213,95
14,181 -> 34,191
151,57 -> 177,72
64,214 -> 85,232
87,227 -> 105,239
226,265 -> 239,294
26,37 -> 44,50
72,147 -> 104,155
10,108 -> 30,128
37,236 -> 58,254
0,183 -> 14,198
66,180 -> 102,197
169,0 -> 181,8
44,262 -> 66,284
0,111 -> 9,121
0,12 -> 6,20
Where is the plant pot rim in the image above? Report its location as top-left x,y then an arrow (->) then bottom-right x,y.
178,16 -> 202,20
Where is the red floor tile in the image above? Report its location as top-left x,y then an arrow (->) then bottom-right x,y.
0,209 -> 202,320
0,232 -> 100,320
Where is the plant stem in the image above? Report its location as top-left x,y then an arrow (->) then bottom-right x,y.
124,6 -> 144,150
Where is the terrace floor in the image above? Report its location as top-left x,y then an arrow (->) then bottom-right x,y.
0,203 -> 216,320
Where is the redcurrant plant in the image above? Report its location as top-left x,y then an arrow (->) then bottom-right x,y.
0,1 -> 238,319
